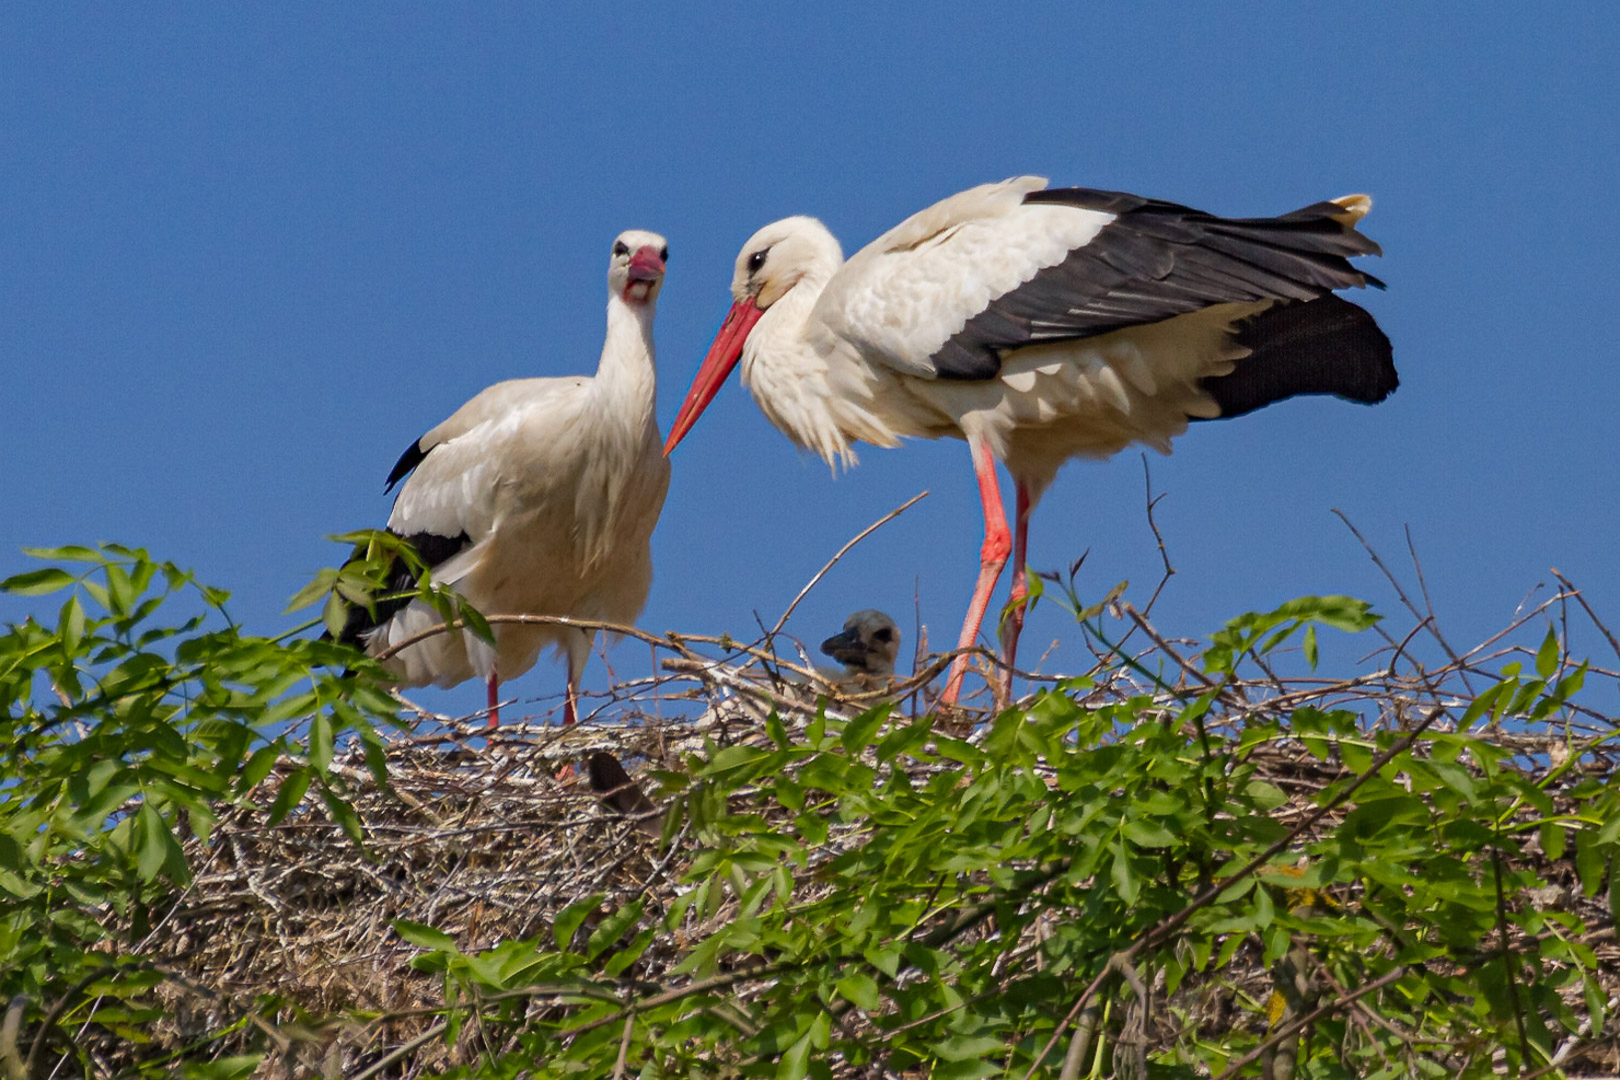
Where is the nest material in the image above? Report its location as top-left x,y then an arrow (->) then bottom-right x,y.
113,614 -> 1620,1078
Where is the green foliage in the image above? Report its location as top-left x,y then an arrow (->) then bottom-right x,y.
296,529 -> 497,646
3,549 -> 1615,1079
0,544 -> 398,1075
375,597 -> 1616,1079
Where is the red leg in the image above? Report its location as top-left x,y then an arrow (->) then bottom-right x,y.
485,672 -> 500,728
999,480 -> 1033,699
943,439 -> 1012,704
555,666 -> 581,782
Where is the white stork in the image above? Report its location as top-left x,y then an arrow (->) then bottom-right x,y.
341,229 -> 672,726
663,178 -> 1396,703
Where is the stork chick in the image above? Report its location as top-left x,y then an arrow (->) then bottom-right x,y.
819,609 -> 901,682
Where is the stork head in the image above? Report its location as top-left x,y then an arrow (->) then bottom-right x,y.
819,609 -> 901,678
608,229 -> 668,307
664,217 -> 843,454
726,216 -> 843,309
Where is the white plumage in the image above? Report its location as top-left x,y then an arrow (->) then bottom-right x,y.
348,230 -> 672,726
665,178 -> 1396,704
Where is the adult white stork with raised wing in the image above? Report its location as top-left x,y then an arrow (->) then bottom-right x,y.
341,230 -> 672,727
663,179 -> 1396,703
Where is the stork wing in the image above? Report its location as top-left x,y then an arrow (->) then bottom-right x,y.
385,376 -> 586,547
339,376 -> 586,646
816,180 -> 1383,381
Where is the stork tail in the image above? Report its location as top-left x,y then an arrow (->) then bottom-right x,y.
1202,295 -> 1397,419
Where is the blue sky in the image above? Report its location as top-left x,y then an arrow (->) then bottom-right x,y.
4,4 -> 1618,717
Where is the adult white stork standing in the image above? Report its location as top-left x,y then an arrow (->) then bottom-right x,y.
663,178 -> 1397,704
340,229 -> 672,727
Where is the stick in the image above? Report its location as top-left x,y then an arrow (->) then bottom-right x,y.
768,491 -> 929,641
1551,567 -> 1620,663
1211,967 -> 1403,1080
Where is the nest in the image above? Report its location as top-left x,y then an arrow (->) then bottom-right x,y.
86,583 -> 1620,1077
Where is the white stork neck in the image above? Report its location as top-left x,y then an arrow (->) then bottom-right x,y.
741,265 -> 874,469
592,294 -> 659,427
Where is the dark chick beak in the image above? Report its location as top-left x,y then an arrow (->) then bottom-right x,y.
819,626 -> 868,668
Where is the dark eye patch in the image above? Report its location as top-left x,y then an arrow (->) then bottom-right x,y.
873,628 -> 894,643
659,246 -> 669,262
613,241 -> 630,257
746,248 -> 769,274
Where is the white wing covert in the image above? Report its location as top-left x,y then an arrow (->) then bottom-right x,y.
814,177 -> 1114,379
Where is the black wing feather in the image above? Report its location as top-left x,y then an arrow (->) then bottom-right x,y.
928,187 -> 1384,380
385,438 -> 430,493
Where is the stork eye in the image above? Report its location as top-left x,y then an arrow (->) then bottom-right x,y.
613,241 -> 629,257
746,248 -> 769,274
659,246 -> 669,262
873,628 -> 894,643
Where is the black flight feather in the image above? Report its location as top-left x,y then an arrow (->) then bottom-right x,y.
927,187 -> 1384,380
385,438 -> 430,493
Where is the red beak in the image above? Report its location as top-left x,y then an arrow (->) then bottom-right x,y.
663,299 -> 764,455
627,246 -> 665,282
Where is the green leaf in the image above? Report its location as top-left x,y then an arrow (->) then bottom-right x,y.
1121,817 -> 1176,848
1110,839 -> 1139,904
934,1033 -> 1004,1062
766,711 -> 789,748
777,1026 -> 814,1080
1597,814 -> 1620,848
836,970 -> 882,1011
180,1054 -> 266,1080
394,919 -> 459,953
586,898 -> 645,961
841,702 -> 891,754
59,593 -> 86,657
22,544 -> 104,563
1429,761 -> 1477,801
238,744 -> 282,794
310,710 -> 334,773
1536,626 -> 1559,679
2,567 -> 77,596
457,599 -> 495,646
321,592 -> 349,639
136,801 -> 170,882
267,769 -> 311,826
554,893 -> 605,951
320,786 -> 364,845
603,928 -> 656,976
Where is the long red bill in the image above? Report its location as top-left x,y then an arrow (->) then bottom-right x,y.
663,299 -> 764,455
